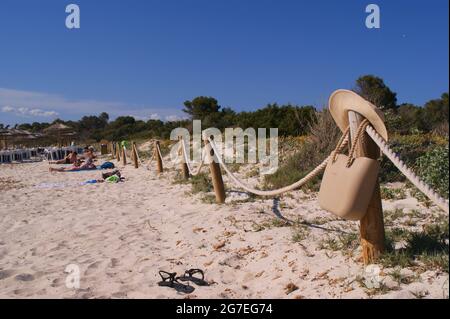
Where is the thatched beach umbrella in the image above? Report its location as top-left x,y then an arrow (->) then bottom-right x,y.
43,123 -> 76,146
0,128 -> 34,149
0,129 -> 12,149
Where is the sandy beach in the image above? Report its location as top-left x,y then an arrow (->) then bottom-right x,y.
0,153 -> 448,299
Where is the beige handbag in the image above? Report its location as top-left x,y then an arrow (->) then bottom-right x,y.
318,120 -> 380,221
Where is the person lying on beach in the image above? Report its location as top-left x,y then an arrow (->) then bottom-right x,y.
88,146 -> 97,159
84,170 -> 125,184
49,149 -> 96,172
49,151 -> 78,164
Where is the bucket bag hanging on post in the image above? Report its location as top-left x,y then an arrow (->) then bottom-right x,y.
318,119 -> 380,221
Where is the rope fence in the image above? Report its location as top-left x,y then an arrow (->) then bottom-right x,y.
365,126 -> 449,213
107,120 -> 449,264
207,136 -> 348,197
112,128 -> 448,214
181,138 -> 207,177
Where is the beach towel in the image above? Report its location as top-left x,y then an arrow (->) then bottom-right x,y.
105,175 -> 121,183
84,179 -> 99,184
100,162 -> 115,169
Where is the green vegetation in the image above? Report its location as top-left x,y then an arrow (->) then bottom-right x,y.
252,218 -> 291,232
5,74 -> 447,144
6,96 -> 317,143
416,145 -> 449,199
379,133 -> 448,184
264,109 -> 341,191
263,76 -> 448,194
380,187 -> 407,200
190,173 -> 213,194
3,75 -> 448,199
388,267 -> 419,286
201,194 -> 217,204
291,226 -> 310,243
355,75 -> 397,110
173,171 -> 213,195
355,275 -> 391,296
318,232 -> 359,253
380,222 -> 449,272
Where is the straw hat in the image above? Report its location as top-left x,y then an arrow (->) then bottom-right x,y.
328,89 -> 388,141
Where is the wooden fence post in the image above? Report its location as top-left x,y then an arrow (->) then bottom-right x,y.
116,142 -> 121,162
130,141 -> 135,162
155,140 -> 163,173
204,137 -> 226,204
132,142 -> 139,169
122,143 -> 127,166
348,111 -> 385,264
179,137 -> 190,180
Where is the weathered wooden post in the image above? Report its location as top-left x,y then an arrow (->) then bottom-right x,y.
132,142 -> 139,169
100,143 -> 108,155
122,143 -> 127,166
348,111 -> 385,264
130,141 -> 135,161
116,142 -> 121,162
204,137 -> 226,204
179,137 -> 190,180
155,140 -> 163,173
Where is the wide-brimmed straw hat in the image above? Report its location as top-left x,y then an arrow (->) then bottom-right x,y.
328,89 -> 388,141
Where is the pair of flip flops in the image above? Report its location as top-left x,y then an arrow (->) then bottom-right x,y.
158,269 -> 208,294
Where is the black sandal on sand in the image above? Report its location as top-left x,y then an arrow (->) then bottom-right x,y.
157,271 -> 195,294
178,269 -> 209,286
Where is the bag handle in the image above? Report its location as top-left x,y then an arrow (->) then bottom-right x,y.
331,126 -> 350,163
331,119 -> 371,167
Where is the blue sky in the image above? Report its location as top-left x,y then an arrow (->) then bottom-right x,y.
0,0 -> 448,125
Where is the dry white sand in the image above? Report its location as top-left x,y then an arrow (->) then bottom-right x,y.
0,156 -> 448,299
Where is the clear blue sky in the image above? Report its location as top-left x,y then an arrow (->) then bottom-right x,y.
0,0 -> 448,125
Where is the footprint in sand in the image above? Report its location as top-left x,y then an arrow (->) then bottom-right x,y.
0,269 -> 15,280
111,291 -> 128,298
13,288 -> 31,296
0,247 -> 8,260
15,273 -> 35,281
84,261 -> 103,276
30,247 -> 38,256
50,277 -> 63,287
109,258 -> 120,268
74,287 -> 94,299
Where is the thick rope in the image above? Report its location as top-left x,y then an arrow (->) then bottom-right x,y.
365,126 -> 449,214
156,142 -> 179,168
134,144 -> 155,171
181,139 -> 206,176
208,127 -> 449,213
332,126 -> 351,163
346,120 -> 371,167
208,136 -> 349,197
139,125 -> 448,214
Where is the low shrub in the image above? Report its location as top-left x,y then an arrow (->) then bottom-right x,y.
415,145 -> 449,199
190,173 -> 213,194
265,110 -> 341,191
379,133 -> 444,183
380,222 -> 449,272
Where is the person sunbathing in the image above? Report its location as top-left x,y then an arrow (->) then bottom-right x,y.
49,151 -> 78,164
49,150 -> 96,172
